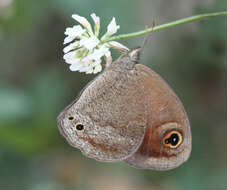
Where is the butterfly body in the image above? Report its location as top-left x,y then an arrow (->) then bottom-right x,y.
57,48 -> 191,170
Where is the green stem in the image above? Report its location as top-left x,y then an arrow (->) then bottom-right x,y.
104,11 -> 227,42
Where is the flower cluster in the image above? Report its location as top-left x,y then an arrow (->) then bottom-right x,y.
63,13 -> 129,74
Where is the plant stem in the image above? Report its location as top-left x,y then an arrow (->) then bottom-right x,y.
104,11 -> 227,42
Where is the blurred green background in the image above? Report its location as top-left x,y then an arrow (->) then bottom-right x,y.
1,0 -> 227,190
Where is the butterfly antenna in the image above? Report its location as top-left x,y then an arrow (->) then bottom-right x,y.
140,20 -> 155,52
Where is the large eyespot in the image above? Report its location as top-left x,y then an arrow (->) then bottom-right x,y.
162,130 -> 183,148
74,123 -> 84,131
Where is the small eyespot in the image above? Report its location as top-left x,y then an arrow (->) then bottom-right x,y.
68,117 -> 74,120
74,123 -> 84,131
162,130 -> 183,148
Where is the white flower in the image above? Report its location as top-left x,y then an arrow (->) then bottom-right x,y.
107,17 -> 120,36
63,25 -> 85,44
108,41 -> 129,51
91,13 -> 100,36
63,13 -> 128,74
63,41 -> 79,53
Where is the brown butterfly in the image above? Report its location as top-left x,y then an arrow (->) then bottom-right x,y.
57,47 -> 191,170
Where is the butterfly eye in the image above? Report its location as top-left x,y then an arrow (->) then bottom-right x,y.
74,123 -> 84,131
162,130 -> 182,148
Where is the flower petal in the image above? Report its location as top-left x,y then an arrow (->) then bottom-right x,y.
93,63 -> 102,74
65,25 -> 85,36
63,49 -> 85,64
87,45 -> 110,60
108,41 -> 129,51
64,25 -> 86,44
63,36 -> 75,44
69,63 -> 83,71
79,65 -> 93,73
63,41 -> 79,53
64,57 -> 80,65
107,17 -> 120,36
91,13 -> 100,36
87,49 -> 103,60
86,68 -> 94,74
72,14 -> 93,35
63,51 -> 75,60
80,36 -> 100,50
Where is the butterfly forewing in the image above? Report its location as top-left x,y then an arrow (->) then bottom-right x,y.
58,60 -> 147,162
